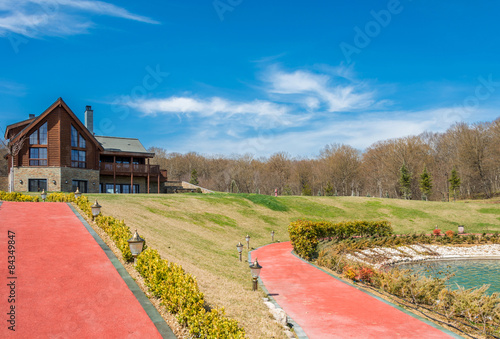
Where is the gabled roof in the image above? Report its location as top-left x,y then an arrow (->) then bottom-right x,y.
7,97 -> 103,151
4,117 -> 36,139
95,135 -> 154,157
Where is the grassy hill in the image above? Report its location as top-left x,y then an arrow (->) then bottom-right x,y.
85,193 -> 500,338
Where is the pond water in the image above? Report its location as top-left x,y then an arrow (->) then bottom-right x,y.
400,259 -> 500,294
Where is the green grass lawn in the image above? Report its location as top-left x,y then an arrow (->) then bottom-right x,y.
76,193 -> 499,338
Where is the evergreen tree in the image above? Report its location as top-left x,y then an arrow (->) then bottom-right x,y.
324,181 -> 334,196
399,162 -> 412,199
189,169 -> 199,185
301,183 -> 312,196
419,166 -> 433,201
449,167 -> 461,202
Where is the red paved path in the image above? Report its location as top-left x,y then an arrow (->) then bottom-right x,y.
253,242 -> 453,339
0,202 -> 162,338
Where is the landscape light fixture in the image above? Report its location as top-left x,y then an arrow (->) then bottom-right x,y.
458,225 -> 465,234
91,199 -> 101,220
249,258 -> 263,291
74,187 -> 81,199
245,234 -> 250,249
127,230 -> 145,265
271,230 -> 275,242
41,189 -> 47,202
236,242 -> 244,262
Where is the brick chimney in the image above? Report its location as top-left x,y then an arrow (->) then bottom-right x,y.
84,105 -> 93,133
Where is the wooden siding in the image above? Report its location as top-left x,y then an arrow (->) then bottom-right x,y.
13,104 -> 100,170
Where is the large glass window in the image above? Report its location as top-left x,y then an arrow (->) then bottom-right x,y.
29,179 -> 47,192
29,133 -> 37,145
71,150 -> 86,168
102,184 -> 139,194
71,125 -> 78,147
29,122 -> 48,145
79,134 -> 86,148
29,147 -> 47,166
39,123 -> 47,144
72,180 -> 88,193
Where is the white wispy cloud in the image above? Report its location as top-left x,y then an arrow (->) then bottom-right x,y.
0,0 -> 158,38
127,96 -> 305,129
264,66 -> 377,112
126,65 -> 380,131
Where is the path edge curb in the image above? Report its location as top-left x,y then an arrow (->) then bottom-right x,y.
67,203 -> 176,339
249,245 -> 309,339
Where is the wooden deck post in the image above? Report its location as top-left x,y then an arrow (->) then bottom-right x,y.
147,158 -> 150,194
130,156 -> 134,194
113,155 -> 116,194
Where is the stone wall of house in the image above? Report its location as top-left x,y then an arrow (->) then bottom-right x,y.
12,167 -> 61,192
61,167 -> 100,193
99,175 -> 147,193
0,176 -> 8,191
10,167 -> 100,193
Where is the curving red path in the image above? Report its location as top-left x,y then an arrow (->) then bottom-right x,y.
252,242 -> 455,339
0,202 -> 162,338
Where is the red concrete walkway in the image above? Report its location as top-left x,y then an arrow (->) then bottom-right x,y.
0,202 -> 162,338
252,242 -> 455,339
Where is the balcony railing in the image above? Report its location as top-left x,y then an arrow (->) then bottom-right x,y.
100,162 -> 160,175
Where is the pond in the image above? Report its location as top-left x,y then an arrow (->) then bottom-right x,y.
400,259 -> 500,294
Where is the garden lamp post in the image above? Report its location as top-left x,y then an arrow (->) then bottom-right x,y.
41,189 -> 47,202
249,259 -> 262,291
245,234 -> 250,249
91,199 -> 101,220
75,187 -> 81,199
236,242 -> 244,262
127,230 -> 145,265
271,230 -> 275,242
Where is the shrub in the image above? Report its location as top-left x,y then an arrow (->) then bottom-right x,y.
288,219 -> 392,259
136,248 -> 245,338
433,228 -> 441,236
445,230 -> 454,238
0,191 -> 40,202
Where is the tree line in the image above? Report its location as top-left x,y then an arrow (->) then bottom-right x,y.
149,119 -> 500,200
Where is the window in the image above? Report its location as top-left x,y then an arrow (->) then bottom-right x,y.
39,123 -> 47,144
72,180 -> 88,193
29,122 -> 48,145
102,184 -> 139,194
105,184 -> 114,194
71,150 -> 86,168
29,147 -> 47,166
79,134 -> 86,148
29,179 -> 47,192
71,125 -> 78,147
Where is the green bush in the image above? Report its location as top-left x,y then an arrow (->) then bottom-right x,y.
0,191 -> 40,202
136,248 -> 245,338
289,219 -> 393,259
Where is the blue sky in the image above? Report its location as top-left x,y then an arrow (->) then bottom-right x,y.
1,0 -> 499,157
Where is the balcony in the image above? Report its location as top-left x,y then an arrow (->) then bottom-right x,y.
99,162 -> 160,176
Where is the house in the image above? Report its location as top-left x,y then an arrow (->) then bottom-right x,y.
3,97 -> 167,193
